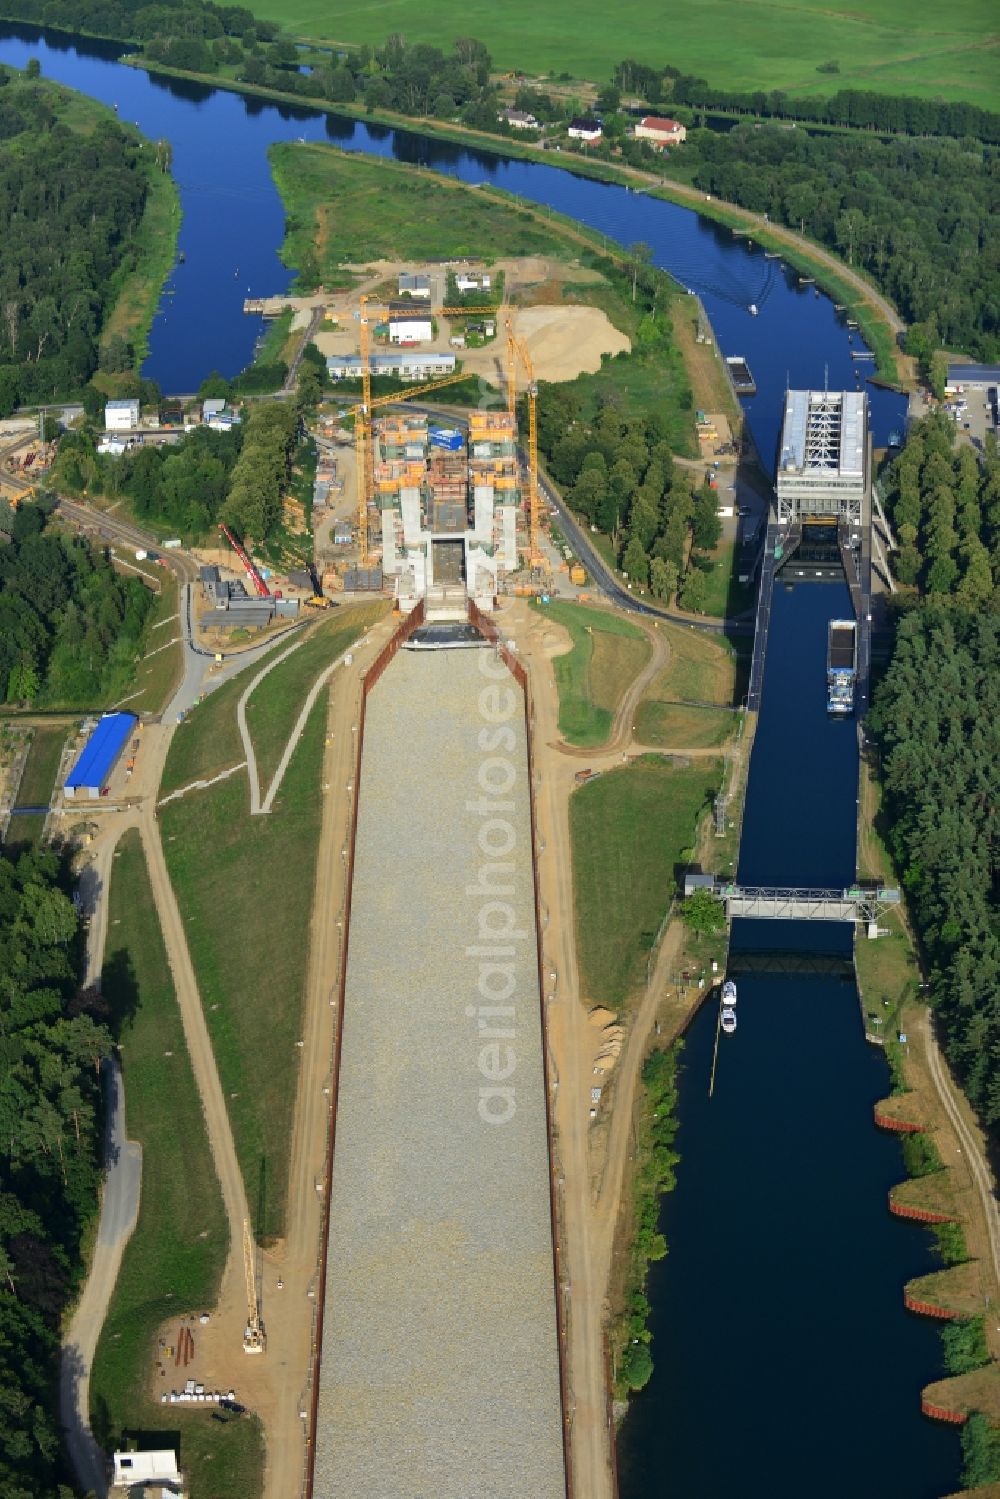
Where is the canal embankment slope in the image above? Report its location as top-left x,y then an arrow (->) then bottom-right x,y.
313,647 -> 566,1498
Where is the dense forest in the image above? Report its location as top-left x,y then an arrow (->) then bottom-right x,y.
0,842 -> 111,1497
610,58 -> 1000,145
676,126 -> 998,361
880,414 -> 1000,604
0,66 -> 153,409
0,0 -> 269,49
55,400 -> 298,542
0,502 -> 155,705
56,421 -> 243,535
537,388 -> 719,610
869,610 -> 1000,1130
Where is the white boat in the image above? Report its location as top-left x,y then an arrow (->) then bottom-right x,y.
721,1007 -> 737,1035
721,979 -> 737,1005
748,303 -> 758,316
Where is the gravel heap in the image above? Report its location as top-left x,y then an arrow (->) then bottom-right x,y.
313,649 -> 565,1498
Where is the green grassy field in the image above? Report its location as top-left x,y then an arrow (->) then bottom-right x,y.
690,539 -> 756,619
571,755 -> 721,1009
533,599 -> 649,747
633,701 -> 734,749
160,695 -> 327,1238
269,142 -> 582,275
158,666 -> 251,798
123,574 -> 183,717
252,0 -> 999,112
91,830 -> 262,1499
15,722 -> 68,806
244,603 -> 384,789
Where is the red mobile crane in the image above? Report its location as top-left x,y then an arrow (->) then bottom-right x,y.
219,523 -> 270,597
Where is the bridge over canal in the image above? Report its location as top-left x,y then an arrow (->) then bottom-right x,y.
685,874 -> 900,928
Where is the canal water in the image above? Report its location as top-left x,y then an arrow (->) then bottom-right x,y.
0,25 -> 959,1495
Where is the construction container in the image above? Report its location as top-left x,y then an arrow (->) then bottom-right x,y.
570,564 -> 587,586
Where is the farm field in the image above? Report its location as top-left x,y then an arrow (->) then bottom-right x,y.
252,0 -> 1000,112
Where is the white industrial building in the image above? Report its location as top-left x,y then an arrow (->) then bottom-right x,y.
326,352 -> 456,382
104,399 -> 140,431
111,1448 -> 185,1495
388,307 -> 433,344
776,390 -> 869,525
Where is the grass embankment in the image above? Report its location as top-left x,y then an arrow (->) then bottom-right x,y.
159,614 -> 370,1236
854,747 -> 921,1037
571,755 -> 721,1009
533,600 -> 649,748
92,829 -> 263,1499
245,603 -> 384,787
635,621 -> 741,749
247,0 -> 998,112
123,574 -> 184,717
694,537 -> 757,619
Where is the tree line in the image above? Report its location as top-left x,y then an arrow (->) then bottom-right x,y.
677,124 -> 998,362
55,398 -> 299,544
870,608 -> 1000,1130
0,501 -> 155,706
880,413 -> 1000,605
610,58 -> 1000,146
0,841 -> 113,1497
0,66 -> 152,410
537,386 -> 720,611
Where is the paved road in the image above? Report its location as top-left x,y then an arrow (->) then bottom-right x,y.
60,1056 -> 142,1499
60,848 -> 142,1499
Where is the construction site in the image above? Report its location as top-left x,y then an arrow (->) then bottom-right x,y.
348,293 -> 550,615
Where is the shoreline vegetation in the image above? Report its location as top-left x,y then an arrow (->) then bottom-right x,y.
122,54 -> 907,385
0,62 -> 180,407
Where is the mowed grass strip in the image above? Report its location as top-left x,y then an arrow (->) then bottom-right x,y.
245,602 -> 385,789
695,539 -> 756,619
634,701 -> 734,750
160,696 -> 328,1237
15,722 -> 68,806
91,830 -> 262,1499
571,756 -> 721,1009
534,599 -> 649,747
126,573 -> 184,716
158,659 -> 256,798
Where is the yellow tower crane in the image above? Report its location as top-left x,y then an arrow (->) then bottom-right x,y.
353,294 -> 505,564
242,1218 -> 265,1354
506,315 -> 545,570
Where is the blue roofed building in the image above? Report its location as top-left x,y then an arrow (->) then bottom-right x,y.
65,713 -> 137,799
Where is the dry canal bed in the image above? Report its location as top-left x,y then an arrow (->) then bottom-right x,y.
314,648 -> 565,1497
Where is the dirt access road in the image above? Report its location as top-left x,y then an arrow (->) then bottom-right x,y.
501,597 -> 730,1499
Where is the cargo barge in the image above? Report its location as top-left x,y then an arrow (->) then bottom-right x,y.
827,619 -> 857,715
726,356 -> 757,396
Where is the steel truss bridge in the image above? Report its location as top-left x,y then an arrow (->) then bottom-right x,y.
686,876 -> 900,925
